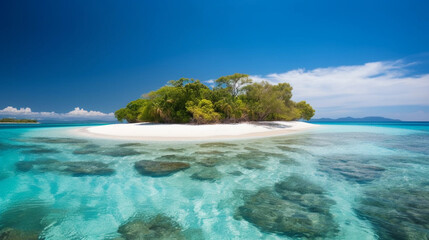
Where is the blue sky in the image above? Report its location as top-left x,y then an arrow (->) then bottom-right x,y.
1,0 -> 429,120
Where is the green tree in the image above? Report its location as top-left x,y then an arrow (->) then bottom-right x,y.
214,98 -> 247,122
145,86 -> 189,123
296,101 -> 315,120
168,77 -> 191,87
273,83 -> 293,104
115,74 -> 315,123
215,73 -> 252,98
243,82 -> 289,120
114,99 -> 148,123
114,108 -> 128,122
186,99 -> 221,124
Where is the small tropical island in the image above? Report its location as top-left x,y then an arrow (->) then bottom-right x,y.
77,74 -> 317,141
0,118 -> 38,123
115,73 -> 315,124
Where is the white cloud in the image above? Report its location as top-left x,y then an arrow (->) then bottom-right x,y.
0,106 -> 32,114
66,107 -> 113,117
0,106 -> 114,120
204,79 -> 215,88
251,60 -> 429,109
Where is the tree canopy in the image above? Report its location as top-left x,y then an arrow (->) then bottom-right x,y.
0,118 -> 38,123
115,74 -> 315,124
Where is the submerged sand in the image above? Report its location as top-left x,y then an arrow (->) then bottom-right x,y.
73,121 -> 317,141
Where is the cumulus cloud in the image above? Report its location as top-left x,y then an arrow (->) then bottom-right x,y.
251,60 -> 429,110
66,107 -> 113,117
0,106 -> 32,114
0,106 -> 114,120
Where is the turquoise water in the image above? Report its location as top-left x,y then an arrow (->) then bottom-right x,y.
0,123 -> 428,239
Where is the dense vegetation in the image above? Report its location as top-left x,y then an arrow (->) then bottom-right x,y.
115,74 -> 315,124
0,118 -> 38,123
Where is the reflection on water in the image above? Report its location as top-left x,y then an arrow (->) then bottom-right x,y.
0,123 -> 428,239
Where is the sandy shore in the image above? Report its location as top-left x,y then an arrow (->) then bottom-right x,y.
72,121 -> 317,141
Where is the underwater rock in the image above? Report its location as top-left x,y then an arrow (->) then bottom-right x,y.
155,155 -> 196,162
198,142 -> 238,148
0,199 -> 53,239
228,170 -> 243,176
15,159 -> 115,176
356,187 -> 429,240
0,228 -> 38,240
194,149 -> 283,168
236,150 -> 284,160
236,176 -> 338,238
73,144 -> 141,157
15,161 -> 34,172
61,161 -> 115,176
233,150 -> 283,170
26,158 -> 60,173
72,144 -> 100,154
117,143 -> 147,147
101,148 -> 141,157
243,147 -> 258,151
0,143 -> 41,151
16,159 -> 56,172
190,167 -> 221,182
194,150 -> 226,155
196,157 -> 224,167
319,156 -> 385,184
276,146 -> 308,154
272,136 -> 336,147
274,176 -> 334,215
24,137 -> 88,144
21,147 -> 60,154
117,214 -> 185,240
274,175 -> 324,195
134,160 -> 190,177
273,135 -> 338,147
163,148 -> 186,152
272,138 -> 309,145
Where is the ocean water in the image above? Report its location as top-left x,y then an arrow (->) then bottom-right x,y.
0,122 -> 428,240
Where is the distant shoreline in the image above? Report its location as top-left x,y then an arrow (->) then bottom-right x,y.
71,121 -> 318,141
0,118 -> 39,124
0,122 -> 40,124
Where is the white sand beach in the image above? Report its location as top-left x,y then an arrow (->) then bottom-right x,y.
73,121 -> 317,141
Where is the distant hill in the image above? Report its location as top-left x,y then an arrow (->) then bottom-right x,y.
310,116 -> 402,122
0,118 -> 38,123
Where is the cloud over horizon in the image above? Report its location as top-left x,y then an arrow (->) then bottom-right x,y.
0,106 -> 114,121
251,60 -> 429,120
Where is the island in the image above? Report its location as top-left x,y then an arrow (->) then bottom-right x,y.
75,74 -> 317,141
115,73 -> 315,124
0,118 -> 38,123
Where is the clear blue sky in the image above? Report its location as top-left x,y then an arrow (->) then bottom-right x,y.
1,0 -> 429,120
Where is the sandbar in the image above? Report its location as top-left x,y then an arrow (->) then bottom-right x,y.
72,121 -> 318,141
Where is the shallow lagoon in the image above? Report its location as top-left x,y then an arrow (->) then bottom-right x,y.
0,123 -> 428,239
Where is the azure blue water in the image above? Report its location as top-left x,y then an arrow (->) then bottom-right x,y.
0,122 -> 428,239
